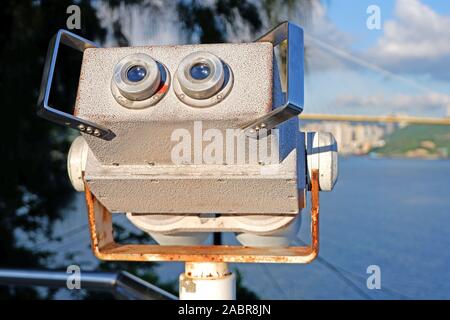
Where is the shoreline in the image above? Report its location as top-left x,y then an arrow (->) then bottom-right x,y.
339,153 -> 449,161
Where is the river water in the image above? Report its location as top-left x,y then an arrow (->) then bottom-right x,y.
47,157 -> 450,299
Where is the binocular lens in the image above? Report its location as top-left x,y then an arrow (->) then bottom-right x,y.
175,51 -> 226,101
190,63 -> 211,80
112,53 -> 161,103
127,65 -> 147,82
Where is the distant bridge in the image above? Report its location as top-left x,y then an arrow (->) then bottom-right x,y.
300,114 -> 450,126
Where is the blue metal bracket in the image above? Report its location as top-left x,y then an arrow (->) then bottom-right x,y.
242,21 -> 304,137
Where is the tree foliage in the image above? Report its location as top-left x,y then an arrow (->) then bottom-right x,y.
0,0 -> 311,299
0,0 -> 107,299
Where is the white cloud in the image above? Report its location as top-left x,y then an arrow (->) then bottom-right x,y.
301,0 -> 450,82
335,92 -> 450,113
272,1 -> 353,71
307,1 -> 351,44
367,0 -> 450,80
303,1 -> 354,71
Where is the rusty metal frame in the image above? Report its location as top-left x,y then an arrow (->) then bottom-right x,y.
84,170 -> 320,264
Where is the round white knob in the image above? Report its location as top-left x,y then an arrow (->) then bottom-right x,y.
67,136 -> 89,192
306,132 -> 338,191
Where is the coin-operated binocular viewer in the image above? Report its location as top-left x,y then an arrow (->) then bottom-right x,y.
38,22 -> 338,300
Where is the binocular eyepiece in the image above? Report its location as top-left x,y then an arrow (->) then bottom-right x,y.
111,50 -> 233,109
38,22 -> 338,258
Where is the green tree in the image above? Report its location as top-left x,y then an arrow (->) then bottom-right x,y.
0,0 -> 270,299
0,0 -> 107,299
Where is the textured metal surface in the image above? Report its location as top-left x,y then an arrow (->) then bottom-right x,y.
83,51 -> 300,215
83,170 -> 319,264
85,148 -> 299,214
76,42 -> 273,165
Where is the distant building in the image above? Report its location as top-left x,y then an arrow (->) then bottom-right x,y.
302,121 -> 388,155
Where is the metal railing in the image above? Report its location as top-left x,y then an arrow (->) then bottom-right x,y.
0,268 -> 177,300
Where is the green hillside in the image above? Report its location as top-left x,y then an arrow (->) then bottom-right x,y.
372,125 -> 450,158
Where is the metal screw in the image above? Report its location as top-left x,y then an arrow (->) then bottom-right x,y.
260,123 -> 266,128
78,124 -> 85,131
86,127 -> 93,134
93,129 -> 101,137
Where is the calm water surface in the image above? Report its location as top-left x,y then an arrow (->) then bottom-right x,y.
51,157 -> 450,299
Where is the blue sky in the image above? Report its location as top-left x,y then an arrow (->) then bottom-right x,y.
115,0 -> 450,117
304,0 -> 450,117
326,0 -> 394,50
326,0 -> 450,50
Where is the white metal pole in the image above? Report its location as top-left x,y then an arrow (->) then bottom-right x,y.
179,262 -> 236,300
